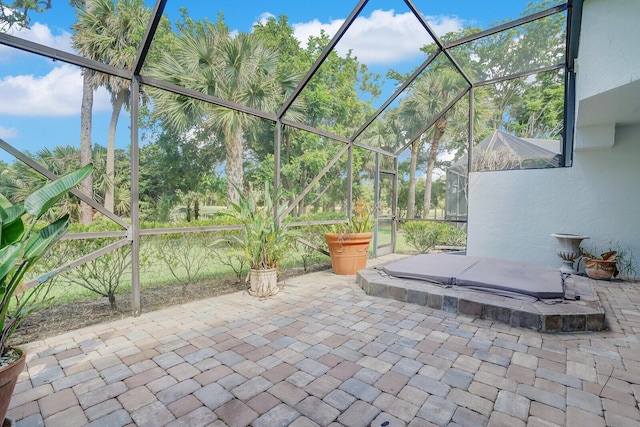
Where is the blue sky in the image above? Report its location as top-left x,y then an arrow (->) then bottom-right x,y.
0,0 -> 550,164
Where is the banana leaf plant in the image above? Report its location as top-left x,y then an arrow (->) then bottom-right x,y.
0,164 -> 92,359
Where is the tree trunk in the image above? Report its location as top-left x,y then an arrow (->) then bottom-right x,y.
194,199 -> 200,220
105,90 -> 126,213
407,140 -> 419,219
423,118 -> 447,219
80,71 -> 94,224
225,126 -> 244,205
108,292 -> 116,309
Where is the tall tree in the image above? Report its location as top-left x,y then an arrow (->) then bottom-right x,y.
149,17 -> 299,205
72,0 -> 150,213
399,67 -> 467,219
138,127 -> 220,221
3,144 -> 124,220
78,68 -> 95,223
252,21 -> 380,214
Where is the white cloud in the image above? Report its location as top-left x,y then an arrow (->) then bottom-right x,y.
292,9 -> 464,65
0,21 -> 74,62
8,21 -> 73,52
0,64 -> 111,117
0,126 -> 18,139
255,12 -> 276,27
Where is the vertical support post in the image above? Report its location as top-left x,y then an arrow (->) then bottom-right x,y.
563,0 -> 582,167
468,87 -> 474,169
467,86 -> 474,211
563,71 -> 576,167
347,144 -> 353,216
274,120 -> 282,225
392,156 -> 398,254
130,77 -> 141,316
373,152 -> 380,257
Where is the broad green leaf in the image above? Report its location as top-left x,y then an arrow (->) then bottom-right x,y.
0,243 -> 21,281
23,215 -> 69,260
1,204 -> 26,229
0,194 -> 12,210
1,218 -> 24,247
24,164 -> 92,219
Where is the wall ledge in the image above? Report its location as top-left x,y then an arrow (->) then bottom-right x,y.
574,124 -> 615,151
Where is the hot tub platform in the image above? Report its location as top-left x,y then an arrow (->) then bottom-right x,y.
357,264 -> 607,332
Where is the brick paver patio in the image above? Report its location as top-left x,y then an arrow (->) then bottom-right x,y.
8,255 -> 640,426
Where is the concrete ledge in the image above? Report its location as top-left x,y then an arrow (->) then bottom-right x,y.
357,267 -> 606,332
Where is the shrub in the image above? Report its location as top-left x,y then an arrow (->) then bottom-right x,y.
403,221 -> 466,253
151,232 -> 212,291
60,218 -> 139,309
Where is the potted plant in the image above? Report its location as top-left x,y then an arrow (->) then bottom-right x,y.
324,197 -> 376,275
223,183 -> 298,298
579,242 -> 637,281
0,164 -> 92,423
583,250 -> 618,280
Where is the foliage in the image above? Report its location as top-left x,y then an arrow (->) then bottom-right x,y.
149,232 -> 212,291
348,197 -> 376,233
2,145 -> 131,220
403,221 -> 466,253
292,224 -> 330,272
0,164 -> 92,357
251,18 -> 379,216
138,129 -> 222,221
0,0 -> 51,32
221,183 -> 298,270
145,218 -> 245,290
580,242 -> 637,280
49,239 -> 131,309
72,0 -> 154,213
209,238 -> 248,283
59,217 -> 141,309
329,197 -> 376,235
148,14 -> 301,205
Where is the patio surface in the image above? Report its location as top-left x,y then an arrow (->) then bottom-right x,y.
8,254 -> 640,427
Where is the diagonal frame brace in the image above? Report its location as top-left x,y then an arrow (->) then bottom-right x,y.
0,139 -> 130,229
394,87 -> 470,156
279,143 -> 350,221
22,238 -> 130,291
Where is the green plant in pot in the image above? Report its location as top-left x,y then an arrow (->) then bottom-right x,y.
222,183 -> 298,298
324,197 -> 376,275
0,164 -> 92,423
579,243 -> 636,281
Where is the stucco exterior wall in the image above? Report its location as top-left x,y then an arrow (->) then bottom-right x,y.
467,125 -> 640,275
466,0 -> 640,277
575,0 -> 640,101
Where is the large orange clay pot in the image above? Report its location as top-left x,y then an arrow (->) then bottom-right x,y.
324,232 -> 372,275
0,349 -> 25,424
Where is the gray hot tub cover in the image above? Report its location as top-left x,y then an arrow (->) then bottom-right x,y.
382,254 -> 564,299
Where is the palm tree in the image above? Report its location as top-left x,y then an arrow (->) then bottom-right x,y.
6,146 -> 96,222
72,0 -> 150,213
78,68 -> 95,223
149,22 -> 300,205
399,69 -> 467,219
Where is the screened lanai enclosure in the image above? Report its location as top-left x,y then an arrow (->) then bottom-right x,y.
0,0 -> 581,315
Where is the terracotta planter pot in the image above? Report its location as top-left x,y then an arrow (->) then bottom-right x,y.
584,258 -> 617,280
248,268 -> 279,297
324,232 -> 372,275
0,349 -> 25,423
